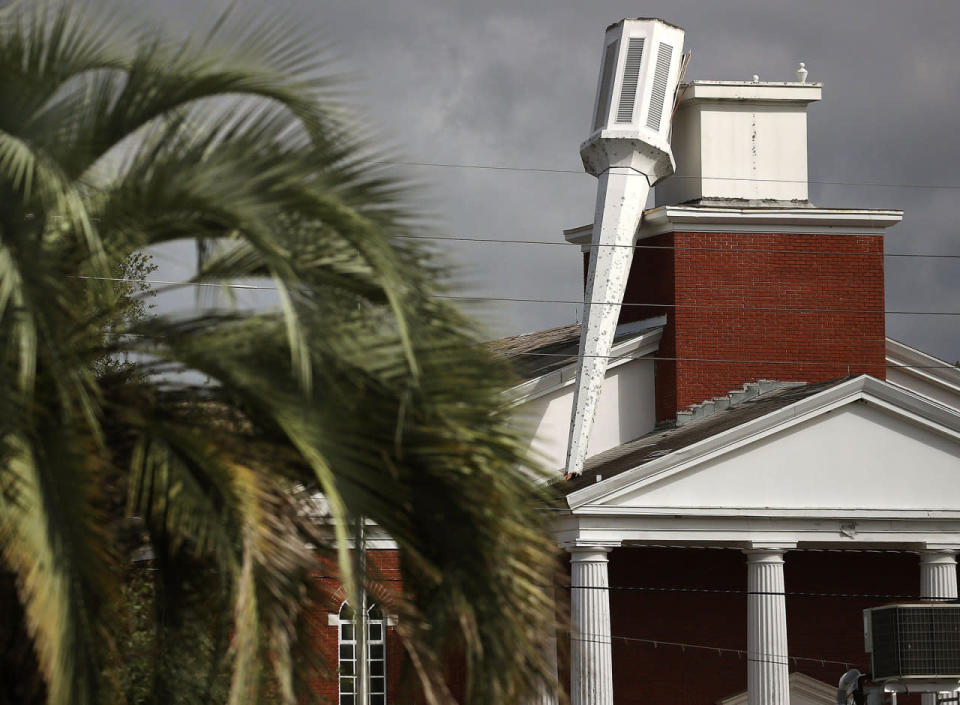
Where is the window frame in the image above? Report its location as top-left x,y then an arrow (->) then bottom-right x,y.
337,601 -> 387,705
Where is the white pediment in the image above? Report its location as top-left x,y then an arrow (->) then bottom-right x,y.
569,377 -> 960,519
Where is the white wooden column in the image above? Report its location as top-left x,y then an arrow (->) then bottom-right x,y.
570,545 -> 614,705
920,549 -> 958,705
920,549 -> 958,601
745,547 -> 791,705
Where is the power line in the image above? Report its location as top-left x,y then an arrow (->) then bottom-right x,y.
393,233 -> 960,260
508,350 -> 959,371
567,631 -> 857,669
436,294 -> 960,317
77,276 -> 960,317
367,159 -> 960,192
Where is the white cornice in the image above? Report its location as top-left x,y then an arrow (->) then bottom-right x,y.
886,337 -> 960,398
567,375 -> 960,510
551,513 -> 960,549
566,206 -> 904,243
637,205 -> 904,238
679,81 -> 823,105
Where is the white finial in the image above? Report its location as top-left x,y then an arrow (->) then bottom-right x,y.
796,62 -> 808,83
752,74 -> 760,83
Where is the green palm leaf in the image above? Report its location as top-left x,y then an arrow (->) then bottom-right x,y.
0,3 -> 560,705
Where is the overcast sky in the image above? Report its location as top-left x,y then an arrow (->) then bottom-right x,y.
140,0 -> 960,363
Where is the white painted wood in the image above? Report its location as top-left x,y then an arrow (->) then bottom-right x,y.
920,550 -> 958,600
553,376 -> 960,549
570,546 -> 614,705
518,357 -> 656,473
746,549 -> 791,705
567,19 -> 685,480
886,338 -> 960,412
919,551 -> 958,705
656,81 -> 822,205
567,377 -> 960,510
565,169 -> 652,479
599,403 -> 960,512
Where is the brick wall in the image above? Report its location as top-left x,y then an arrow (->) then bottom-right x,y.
605,547 -> 921,705
310,550 -> 409,705
619,231 -> 886,421
309,550 -> 470,705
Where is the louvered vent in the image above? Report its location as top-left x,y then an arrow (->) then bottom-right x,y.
593,40 -> 619,131
645,42 -> 673,131
614,37 -> 645,123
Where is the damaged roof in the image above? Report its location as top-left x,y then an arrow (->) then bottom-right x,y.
488,322 -> 663,382
561,377 -> 854,494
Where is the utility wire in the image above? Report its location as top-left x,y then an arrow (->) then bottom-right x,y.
508,350 -> 958,371
566,631 -> 857,669
77,276 -> 960,317
436,294 -> 958,316
393,233 -> 960,260
366,159 -> 960,192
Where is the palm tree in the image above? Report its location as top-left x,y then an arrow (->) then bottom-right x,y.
0,3 -> 558,705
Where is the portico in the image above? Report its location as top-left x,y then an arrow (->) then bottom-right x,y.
547,376 -> 960,705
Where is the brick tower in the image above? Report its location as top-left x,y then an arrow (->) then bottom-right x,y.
568,78 -> 902,422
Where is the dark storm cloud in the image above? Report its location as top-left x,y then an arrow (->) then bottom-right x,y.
138,0 -> 960,361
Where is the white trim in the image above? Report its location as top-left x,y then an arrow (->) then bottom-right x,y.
509,326 -> 662,405
638,205 -> 903,238
551,513 -> 960,549
886,338 -> 960,398
565,206 -> 904,243
567,375 -> 960,509
679,80 -> 823,105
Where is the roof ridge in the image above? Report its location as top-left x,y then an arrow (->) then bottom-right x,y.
676,379 -> 806,427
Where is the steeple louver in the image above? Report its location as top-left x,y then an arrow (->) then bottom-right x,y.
615,38 -> 645,123
593,41 -> 619,131
646,43 -> 673,131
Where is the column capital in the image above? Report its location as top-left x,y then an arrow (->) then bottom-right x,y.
743,542 -> 796,560
562,541 -> 619,556
564,543 -> 617,564
920,546 -> 960,559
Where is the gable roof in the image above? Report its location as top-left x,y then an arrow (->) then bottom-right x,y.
563,374 -> 960,510
562,377 -> 849,494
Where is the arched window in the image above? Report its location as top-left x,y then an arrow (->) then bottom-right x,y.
338,602 -> 387,705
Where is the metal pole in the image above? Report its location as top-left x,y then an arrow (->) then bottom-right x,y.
354,517 -> 368,705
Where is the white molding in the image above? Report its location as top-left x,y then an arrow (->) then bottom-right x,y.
552,513 -> 960,549
886,338 -> 960,398
680,80 -> 823,105
328,612 -> 398,627
567,375 -> 960,510
637,205 -> 903,238
565,206 -> 904,243
573,506 -> 960,519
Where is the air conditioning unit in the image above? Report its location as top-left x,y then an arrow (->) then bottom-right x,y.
864,605 -> 960,681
